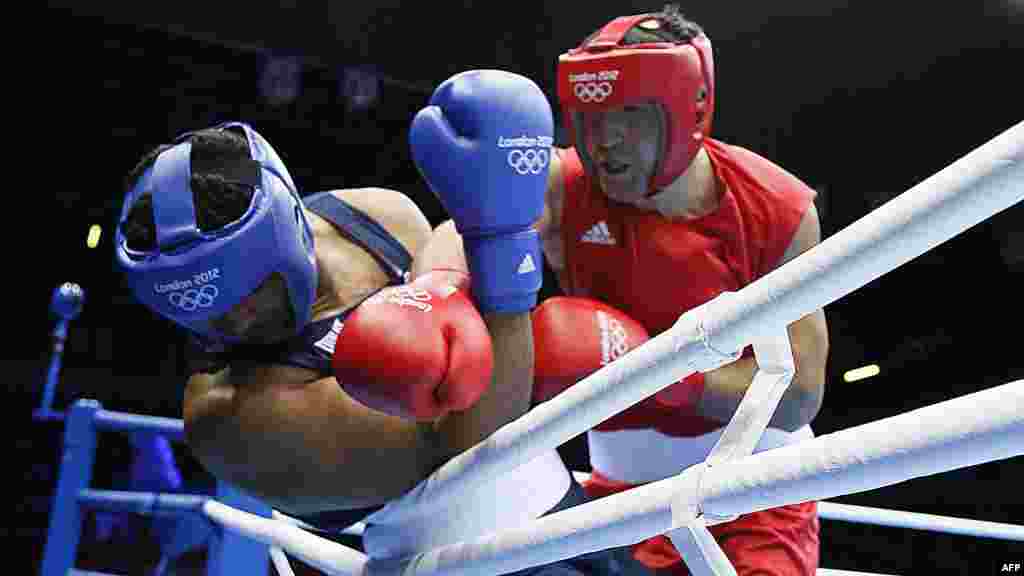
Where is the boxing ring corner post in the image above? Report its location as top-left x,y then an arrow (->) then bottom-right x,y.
40,400 -> 99,576
38,398 -> 272,576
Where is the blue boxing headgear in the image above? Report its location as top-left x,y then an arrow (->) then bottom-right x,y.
115,122 -> 317,343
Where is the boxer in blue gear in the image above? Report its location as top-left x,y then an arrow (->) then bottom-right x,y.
113,122 -> 533,536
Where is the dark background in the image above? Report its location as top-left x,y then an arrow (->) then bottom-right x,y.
20,2 -> 1023,574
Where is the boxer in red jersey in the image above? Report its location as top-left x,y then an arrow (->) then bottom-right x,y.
532,4 -> 829,575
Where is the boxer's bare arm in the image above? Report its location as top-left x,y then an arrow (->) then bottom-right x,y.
411,221 -> 536,457
538,150 -> 570,292
698,203 -> 829,432
184,367 -> 440,514
410,220 -> 468,278
424,149 -> 569,451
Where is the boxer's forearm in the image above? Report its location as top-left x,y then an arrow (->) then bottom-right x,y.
434,312 -> 534,457
698,309 -> 828,432
698,355 -> 815,432
696,356 -> 754,426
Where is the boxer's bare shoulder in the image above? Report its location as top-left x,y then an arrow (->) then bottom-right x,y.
305,188 -> 433,311
324,187 -> 433,258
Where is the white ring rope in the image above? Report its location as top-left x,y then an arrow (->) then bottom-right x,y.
330,484 -> 1024,544
817,502 -> 1024,541
202,500 -> 369,576
196,121 -> 1023,575
269,546 -> 297,576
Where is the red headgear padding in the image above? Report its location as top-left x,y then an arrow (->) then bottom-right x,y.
557,13 -> 715,191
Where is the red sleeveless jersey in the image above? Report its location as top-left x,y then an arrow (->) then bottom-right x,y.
560,138 -> 814,336
559,139 -> 815,436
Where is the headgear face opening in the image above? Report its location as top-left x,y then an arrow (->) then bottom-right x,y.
557,13 -> 715,192
115,122 -> 317,344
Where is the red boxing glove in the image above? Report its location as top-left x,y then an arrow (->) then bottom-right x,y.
532,296 -> 650,403
333,269 -> 493,421
532,296 -> 705,411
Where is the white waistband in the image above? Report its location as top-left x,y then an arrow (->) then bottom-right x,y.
588,425 -> 814,485
362,448 -> 571,559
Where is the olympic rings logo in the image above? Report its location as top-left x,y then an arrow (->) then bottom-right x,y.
507,149 -> 549,175
574,82 -> 613,103
597,311 -> 630,365
370,286 -> 434,312
168,284 -> 219,312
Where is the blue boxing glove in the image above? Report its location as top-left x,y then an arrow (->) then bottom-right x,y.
410,69 -> 552,313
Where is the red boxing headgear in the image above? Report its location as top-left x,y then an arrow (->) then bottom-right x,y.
557,13 -> 715,191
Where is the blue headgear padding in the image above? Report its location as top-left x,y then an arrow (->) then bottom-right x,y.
115,122 -> 317,343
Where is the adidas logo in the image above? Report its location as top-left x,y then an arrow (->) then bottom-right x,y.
518,253 -> 537,274
580,221 -> 616,245
313,318 -> 345,355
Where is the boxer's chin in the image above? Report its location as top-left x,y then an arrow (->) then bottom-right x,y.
599,171 -> 647,205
